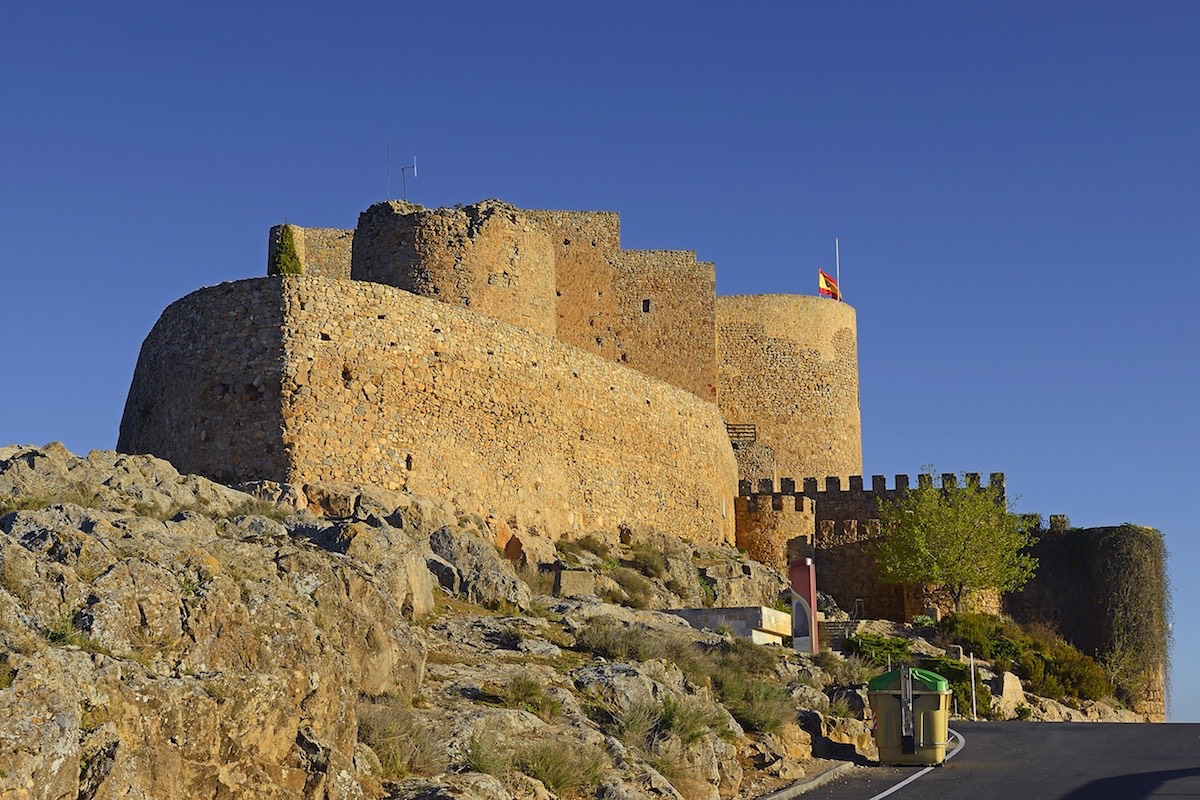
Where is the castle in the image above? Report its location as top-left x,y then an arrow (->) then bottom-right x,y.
118,199 -> 1166,718
119,199 -> 863,565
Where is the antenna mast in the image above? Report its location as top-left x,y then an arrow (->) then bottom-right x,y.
399,157 -> 417,201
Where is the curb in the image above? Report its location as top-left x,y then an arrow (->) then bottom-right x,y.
757,762 -> 858,800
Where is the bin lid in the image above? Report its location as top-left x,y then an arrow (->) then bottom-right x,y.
867,667 -> 950,693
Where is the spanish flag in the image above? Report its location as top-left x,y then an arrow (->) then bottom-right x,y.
818,270 -> 841,301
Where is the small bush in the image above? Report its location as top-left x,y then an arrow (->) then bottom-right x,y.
713,673 -> 789,733
911,614 -> 936,628
574,618 -> 663,662
222,498 -> 292,522
827,698 -> 853,718
270,224 -> 303,276
464,731 -> 511,775
502,674 -> 561,721
938,613 -> 1113,703
821,653 -> 881,687
357,700 -> 440,778
610,568 -> 655,609
619,695 -> 727,747
577,534 -> 610,557
629,542 -> 668,579
517,565 -> 556,596
846,633 -> 913,667
658,694 -> 726,744
697,570 -> 716,606
513,740 -> 606,797
1015,704 -> 1032,721
0,484 -> 102,515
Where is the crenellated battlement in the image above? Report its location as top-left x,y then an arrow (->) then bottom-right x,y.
787,472 -> 1006,499
733,480 -> 817,572
734,493 -> 815,515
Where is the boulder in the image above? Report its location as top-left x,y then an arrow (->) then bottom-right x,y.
428,525 -> 532,611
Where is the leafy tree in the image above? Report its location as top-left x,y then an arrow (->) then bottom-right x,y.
873,470 -> 1036,613
270,223 -> 303,275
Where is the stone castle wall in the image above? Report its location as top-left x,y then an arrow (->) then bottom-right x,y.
734,488 -> 815,572
279,204 -> 722,402
730,474 -> 1005,621
269,224 -> 354,280
525,210 -> 718,401
716,295 -> 862,484
118,280 -> 290,481
120,276 -> 738,544
350,201 -> 558,336
1004,524 -> 1168,720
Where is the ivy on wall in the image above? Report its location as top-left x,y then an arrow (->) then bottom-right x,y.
1098,524 -> 1171,705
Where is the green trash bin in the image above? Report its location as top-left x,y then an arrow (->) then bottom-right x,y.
867,667 -> 951,766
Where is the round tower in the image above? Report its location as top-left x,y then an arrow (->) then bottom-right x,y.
350,200 -> 557,336
716,294 -> 862,484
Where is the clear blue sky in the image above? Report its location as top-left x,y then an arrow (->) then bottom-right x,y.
3,3 -> 1196,720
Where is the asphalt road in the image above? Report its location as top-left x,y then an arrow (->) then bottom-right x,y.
800,722 -> 1200,800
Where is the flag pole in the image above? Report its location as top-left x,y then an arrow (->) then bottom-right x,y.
835,238 -> 841,301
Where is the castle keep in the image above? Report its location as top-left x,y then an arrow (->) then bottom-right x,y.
119,200 -> 861,550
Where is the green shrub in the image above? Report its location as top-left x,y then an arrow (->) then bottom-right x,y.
270,224 -> 303,276
713,672 -> 789,733
937,613 -> 1113,703
911,614 -> 936,628
629,542 -> 668,579
614,695 -> 726,748
828,698 -> 853,718
501,674 -> 561,721
464,731 -> 511,775
1015,704 -> 1032,721
513,740 -> 606,796
820,653 -> 881,687
574,619 -> 662,662
697,569 -> 716,606
357,700 -> 440,778
610,567 -> 655,608
577,534 -> 610,557
846,633 -> 913,667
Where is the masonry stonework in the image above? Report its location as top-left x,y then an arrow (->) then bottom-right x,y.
120,276 -> 738,544
733,485 -> 816,573
269,224 -> 354,280
716,295 -> 862,484
118,280 -> 290,480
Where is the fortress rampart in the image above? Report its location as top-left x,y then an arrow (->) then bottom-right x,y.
119,275 -> 738,543
119,279 -> 291,480
716,295 -> 862,484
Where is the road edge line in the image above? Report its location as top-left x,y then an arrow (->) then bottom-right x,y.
866,728 -> 965,800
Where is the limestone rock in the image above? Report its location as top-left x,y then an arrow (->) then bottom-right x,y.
695,554 -> 787,608
428,525 -> 532,611
989,671 -> 1028,720
0,446 -> 430,799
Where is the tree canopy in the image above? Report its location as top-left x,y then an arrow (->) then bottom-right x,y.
873,471 -> 1037,613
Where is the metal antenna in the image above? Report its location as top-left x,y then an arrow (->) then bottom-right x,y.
399,157 -> 417,201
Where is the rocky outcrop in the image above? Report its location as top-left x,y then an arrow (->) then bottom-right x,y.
0,455 -> 431,798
